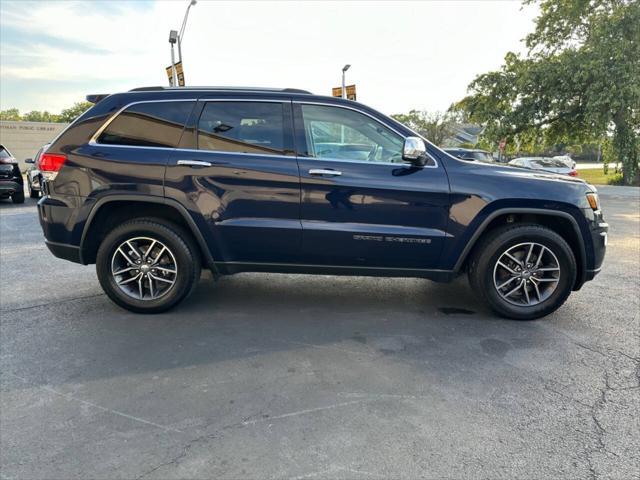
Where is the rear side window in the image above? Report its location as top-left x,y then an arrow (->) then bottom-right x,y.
98,101 -> 194,148
197,102 -> 286,155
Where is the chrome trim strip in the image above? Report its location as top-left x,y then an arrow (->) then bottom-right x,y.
177,160 -> 212,167
309,168 -> 342,176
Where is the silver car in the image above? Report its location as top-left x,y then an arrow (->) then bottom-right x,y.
508,157 -> 578,176
24,144 -> 49,198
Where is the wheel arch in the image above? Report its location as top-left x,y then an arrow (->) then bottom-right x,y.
454,208 -> 587,290
79,195 -> 216,271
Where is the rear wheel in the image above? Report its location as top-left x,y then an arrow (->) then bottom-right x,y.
468,224 -> 576,320
11,189 -> 24,204
96,218 -> 201,313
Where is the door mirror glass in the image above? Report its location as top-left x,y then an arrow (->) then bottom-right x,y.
402,137 -> 427,166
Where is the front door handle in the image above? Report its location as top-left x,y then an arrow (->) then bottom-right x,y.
309,169 -> 342,176
177,160 -> 212,167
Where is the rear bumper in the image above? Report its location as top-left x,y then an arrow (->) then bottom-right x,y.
0,181 -> 21,195
45,240 -> 82,263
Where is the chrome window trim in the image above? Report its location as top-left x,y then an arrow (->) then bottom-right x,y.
88,98 -> 199,146
293,100 -> 438,168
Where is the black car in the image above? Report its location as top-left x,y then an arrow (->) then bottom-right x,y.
36,86 -> 607,319
444,148 -> 495,163
0,145 -> 24,204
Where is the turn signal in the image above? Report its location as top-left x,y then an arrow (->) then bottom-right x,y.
586,192 -> 599,211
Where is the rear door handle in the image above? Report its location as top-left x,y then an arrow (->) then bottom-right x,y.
309,169 -> 342,176
177,160 -> 212,167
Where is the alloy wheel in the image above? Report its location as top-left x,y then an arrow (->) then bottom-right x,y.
111,236 -> 178,300
492,242 -> 560,307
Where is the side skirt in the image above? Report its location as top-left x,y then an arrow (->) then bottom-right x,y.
213,261 -> 457,283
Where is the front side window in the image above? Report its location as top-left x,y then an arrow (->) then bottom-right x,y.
300,104 -> 404,164
98,101 -> 194,148
197,102 -> 286,155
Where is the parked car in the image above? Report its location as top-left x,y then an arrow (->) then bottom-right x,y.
509,157 -> 578,176
24,144 -> 49,198
553,155 -> 577,169
444,148 -> 495,163
0,144 -> 24,204
36,86 -> 607,320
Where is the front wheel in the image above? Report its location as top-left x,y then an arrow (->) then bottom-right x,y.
28,178 -> 40,198
468,224 -> 576,320
96,218 -> 201,313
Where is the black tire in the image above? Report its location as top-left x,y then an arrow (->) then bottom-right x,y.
96,218 -> 201,313
468,224 -> 576,320
11,189 -> 24,204
28,178 -> 39,198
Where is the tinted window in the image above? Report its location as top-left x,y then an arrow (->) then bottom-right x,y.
197,102 -> 286,155
98,101 -> 194,148
300,105 -> 404,163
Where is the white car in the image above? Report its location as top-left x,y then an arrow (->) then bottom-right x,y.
508,157 -> 578,176
553,155 -> 577,169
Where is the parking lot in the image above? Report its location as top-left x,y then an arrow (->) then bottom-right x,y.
1,187 -> 638,479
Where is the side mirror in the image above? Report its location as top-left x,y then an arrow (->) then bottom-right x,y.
402,136 -> 428,166
24,158 -> 34,164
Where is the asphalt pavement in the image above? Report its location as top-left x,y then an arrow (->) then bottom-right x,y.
1,186 -> 638,479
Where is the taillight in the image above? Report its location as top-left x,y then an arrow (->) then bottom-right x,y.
568,170 -> 578,176
38,153 -> 67,180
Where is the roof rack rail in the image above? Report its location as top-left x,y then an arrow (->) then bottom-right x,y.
128,86 -> 312,94
86,94 -> 110,104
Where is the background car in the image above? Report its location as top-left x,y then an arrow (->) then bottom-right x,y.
444,148 -> 495,163
553,155 -> 577,169
509,157 -> 578,176
24,143 -> 49,198
0,144 -> 24,204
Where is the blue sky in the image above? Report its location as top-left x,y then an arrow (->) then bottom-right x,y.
0,0 -> 538,116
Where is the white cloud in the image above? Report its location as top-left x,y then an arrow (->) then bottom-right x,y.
1,0 -> 538,114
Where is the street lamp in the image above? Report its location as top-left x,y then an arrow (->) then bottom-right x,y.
341,64 -> 351,99
177,0 -> 197,70
168,30 -> 178,87
168,0 -> 197,87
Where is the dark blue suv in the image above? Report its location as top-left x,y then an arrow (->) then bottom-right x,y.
37,87 -> 607,319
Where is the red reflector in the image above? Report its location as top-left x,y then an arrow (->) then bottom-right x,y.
568,170 -> 578,177
38,153 -> 67,172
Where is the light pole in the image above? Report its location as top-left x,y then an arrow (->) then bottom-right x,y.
168,30 -> 178,87
177,0 -> 197,70
341,64 -> 351,99
168,0 -> 197,87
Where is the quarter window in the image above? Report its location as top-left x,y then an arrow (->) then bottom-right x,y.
197,102 -> 286,155
300,104 -> 404,164
98,101 -> 194,148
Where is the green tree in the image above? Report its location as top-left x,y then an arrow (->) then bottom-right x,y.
59,102 -> 92,123
0,108 -> 21,121
22,110 -> 59,122
391,110 -> 456,146
454,0 -> 639,185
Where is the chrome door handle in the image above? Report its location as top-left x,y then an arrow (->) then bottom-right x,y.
177,160 -> 212,167
309,169 -> 342,176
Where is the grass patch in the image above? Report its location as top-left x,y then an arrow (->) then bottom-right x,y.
577,169 -> 625,185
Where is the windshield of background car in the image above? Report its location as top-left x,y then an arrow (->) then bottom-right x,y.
530,159 -> 567,168
0,147 -> 12,159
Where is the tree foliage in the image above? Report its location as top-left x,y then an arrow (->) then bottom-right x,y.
391,110 -> 457,146
0,101 -> 92,124
454,0 -> 639,184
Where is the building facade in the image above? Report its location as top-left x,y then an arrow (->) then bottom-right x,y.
0,121 -> 69,170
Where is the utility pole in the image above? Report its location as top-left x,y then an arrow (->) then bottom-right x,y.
168,0 -> 197,87
168,30 -> 178,87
